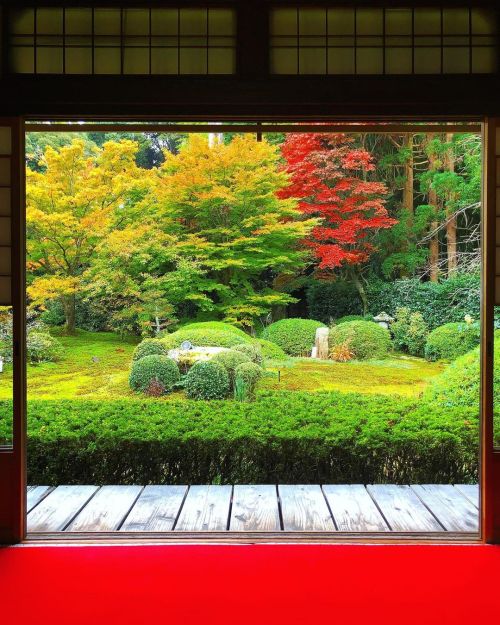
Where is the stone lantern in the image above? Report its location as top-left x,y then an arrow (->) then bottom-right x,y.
373,312 -> 394,330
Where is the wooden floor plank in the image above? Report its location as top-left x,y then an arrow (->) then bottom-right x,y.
411,485 -> 478,532
230,485 -> 281,531
120,485 -> 187,532
367,485 -> 444,532
454,484 -> 479,509
279,485 -> 335,531
67,486 -> 143,532
174,485 -> 232,531
323,484 -> 389,532
26,486 -> 53,513
28,485 -> 98,532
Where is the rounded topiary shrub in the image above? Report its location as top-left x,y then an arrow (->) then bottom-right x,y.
255,338 -> 288,361
262,318 -> 325,356
234,361 -> 263,401
233,343 -> 263,365
129,354 -> 180,395
424,322 -> 480,362
161,327 -> 252,350
27,332 -> 64,364
211,349 -> 252,388
185,360 -> 230,400
179,321 -> 247,337
328,320 -> 391,360
132,338 -> 169,361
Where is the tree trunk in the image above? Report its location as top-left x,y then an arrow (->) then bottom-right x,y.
62,294 -> 76,334
402,134 -> 414,222
445,132 -> 458,276
349,267 -> 368,316
426,133 -> 440,282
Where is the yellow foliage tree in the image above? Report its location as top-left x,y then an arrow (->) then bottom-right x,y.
26,139 -> 146,332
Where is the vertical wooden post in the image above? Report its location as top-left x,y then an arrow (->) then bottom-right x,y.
481,118 -> 500,543
0,117 -> 25,544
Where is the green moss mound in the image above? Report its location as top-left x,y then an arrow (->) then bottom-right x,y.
255,338 -> 288,361
132,338 -> 168,361
329,320 -> 391,360
425,322 -> 480,362
129,354 -> 180,394
185,360 -> 230,400
179,321 -> 247,337
262,318 -> 325,356
161,327 -> 253,350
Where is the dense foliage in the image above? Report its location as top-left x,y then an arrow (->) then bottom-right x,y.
132,338 -> 168,361
129,355 -> 180,394
391,307 -> 429,357
262,318 -> 325,356
27,332 -> 64,364
9,394 -> 481,485
161,327 -> 253,350
254,338 -> 288,361
233,343 -> 263,365
425,322 -> 481,362
234,362 -> 263,401
212,349 -> 252,389
185,360 -> 230,400
329,321 -> 391,361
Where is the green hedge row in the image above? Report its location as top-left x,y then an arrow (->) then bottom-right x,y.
1,392 -> 481,485
306,274 -> 481,330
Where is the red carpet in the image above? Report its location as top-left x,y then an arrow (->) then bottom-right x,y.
0,544 -> 498,624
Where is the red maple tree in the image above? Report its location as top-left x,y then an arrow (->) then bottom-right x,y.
279,133 -> 395,277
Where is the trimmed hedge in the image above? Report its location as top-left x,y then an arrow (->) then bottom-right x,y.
306,274 -> 481,330
262,318 -> 325,356
233,343 -> 263,365
185,360 -> 230,400
329,320 -> 391,360
4,392 -> 483,485
212,349 -> 252,388
129,355 -> 180,394
179,321 -> 248,337
255,338 -> 288,361
425,322 -> 480,362
132,338 -> 168,361
234,362 -> 263,400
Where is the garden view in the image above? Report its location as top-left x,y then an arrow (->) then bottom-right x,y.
0,126 -> 491,487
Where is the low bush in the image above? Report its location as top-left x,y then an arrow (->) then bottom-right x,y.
27,332 -> 64,364
255,338 -> 288,361
129,355 -> 180,394
212,350 -> 252,388
234,362 -> 263,401
185,360 -> 230,400
9,392 -> 483,485
329,321 -> 391,360
424,322 -> 480,361
132,338 -> 168,361
161,327 -> 253,350
233,343 -> 263,365
262,318 -> 325,356
391,307 -> 429,357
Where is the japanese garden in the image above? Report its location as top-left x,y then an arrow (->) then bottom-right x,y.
0,127 -> 491,485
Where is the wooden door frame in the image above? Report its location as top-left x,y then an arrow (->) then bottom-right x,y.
1,116 -> 498,544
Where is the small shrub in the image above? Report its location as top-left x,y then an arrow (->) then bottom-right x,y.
329,320 -> 391,360
255,338 -> 288,361
391,307 -> 429,357
330,341 -> 354,362
145,379 -> 166,397
129,355 -> 180,394
132,338 -> 168,361
185,360 -> 230,400
234,361 -> 263,400
27,332 -> 64,364
212,349 -> 252,389
161,327 -> 252,350
425,322 -> 480,362
233,343 -> 263,365
262,318 -> 325,356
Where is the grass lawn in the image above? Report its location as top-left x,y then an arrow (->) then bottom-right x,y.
0,329 -> 445,400
261,356 -> 445,397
